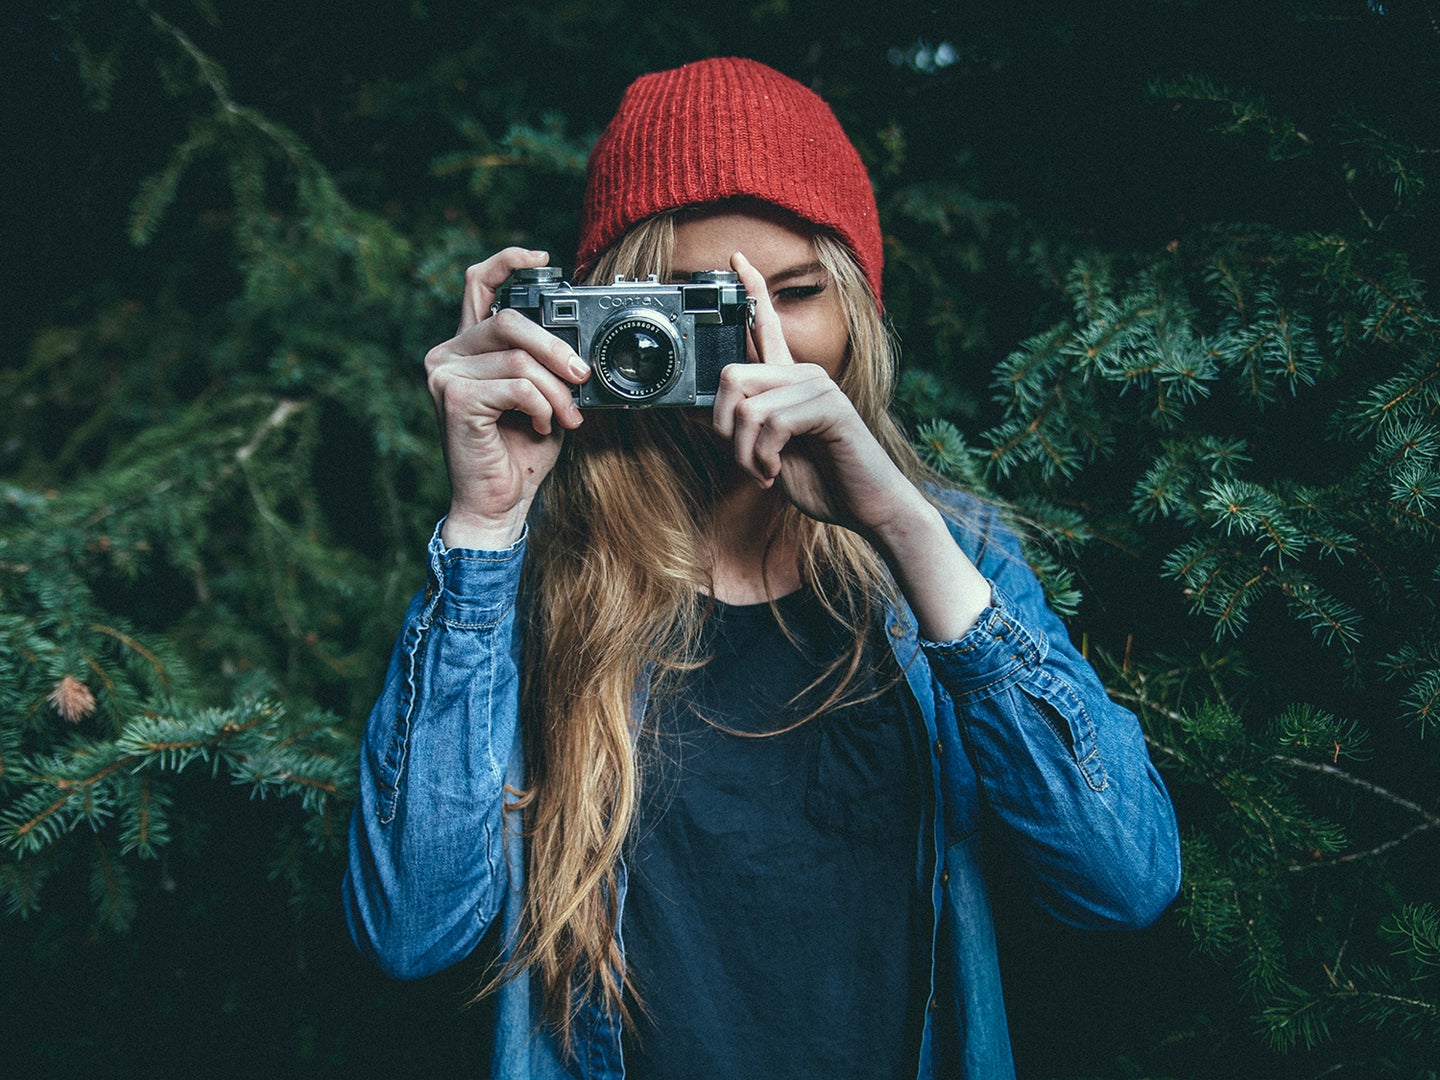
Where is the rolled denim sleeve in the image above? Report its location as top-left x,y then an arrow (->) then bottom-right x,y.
343,523 -> 527,978
923,505 -> 1181,929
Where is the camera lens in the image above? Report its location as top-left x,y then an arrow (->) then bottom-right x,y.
593,315 -> 680,402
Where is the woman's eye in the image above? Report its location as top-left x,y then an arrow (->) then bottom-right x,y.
775,283 -> 826,302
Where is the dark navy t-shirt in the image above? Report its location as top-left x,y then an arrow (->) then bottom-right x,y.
621,588 -> 928,1079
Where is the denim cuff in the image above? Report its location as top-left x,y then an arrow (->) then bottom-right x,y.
918,582 -> 1050,700
425,519 -> 527,629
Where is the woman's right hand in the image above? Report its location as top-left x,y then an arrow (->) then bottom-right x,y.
424,247 -> 590,550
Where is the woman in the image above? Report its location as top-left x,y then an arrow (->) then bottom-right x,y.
344,57 -> 1181,1079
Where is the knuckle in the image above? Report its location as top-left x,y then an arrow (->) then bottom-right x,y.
420,351 -> 455,385
718,365 -> 746,390
507,378 -> 545,411
500,348 -> 535,374
733,398 -> 762,426
756,415 -> 787,440
438,378 -> 471,413
491,307 -> 526,332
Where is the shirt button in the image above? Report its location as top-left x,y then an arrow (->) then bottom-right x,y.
933,739 -> 943,758
940,869 -> 950,884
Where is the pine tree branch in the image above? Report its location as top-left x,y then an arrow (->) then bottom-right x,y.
1356,278 -> 1439,342
141,3 -> 238,116
236,400 -> 306,464
1113,686 -> 1440,871
77,399 -> 308,539
136,776 -> 153,851
1387,500 -> 1440,536
1275,756 -> 1440,824
12,755 -> 137,843
1289,820 -> 1440,873
1109,686 -> 1185,724
1336,987 -> 1440,1017
262,771 -> 339,795
90,623 -> 170,687
9,708 -> 281,850
1276,756 -> 1440,871
127,708 -> 271,754
27,755 -> 137,795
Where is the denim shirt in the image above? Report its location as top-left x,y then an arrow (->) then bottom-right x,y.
343,495 -> 1182,1079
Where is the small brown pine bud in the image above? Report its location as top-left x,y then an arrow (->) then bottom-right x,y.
49,675 -> 97,724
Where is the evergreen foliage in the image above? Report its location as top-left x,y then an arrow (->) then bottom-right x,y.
5,0 -> 1440,1075
952,17 -> 1440,1067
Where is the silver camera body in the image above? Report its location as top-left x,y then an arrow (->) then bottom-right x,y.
493,267 -> 751,408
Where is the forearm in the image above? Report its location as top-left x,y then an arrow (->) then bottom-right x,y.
929,608 -> 1180,928
916,498 -> 1181,926
871,493 -> 992,642
343,528 -> 528,977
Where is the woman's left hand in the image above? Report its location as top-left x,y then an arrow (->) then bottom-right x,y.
712,251 -> 993,640
710,252 -> 926,545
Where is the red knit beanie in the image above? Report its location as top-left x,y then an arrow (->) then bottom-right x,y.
577,57 -> 884,303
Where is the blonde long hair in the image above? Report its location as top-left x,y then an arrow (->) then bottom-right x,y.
492,205 -> 936,1054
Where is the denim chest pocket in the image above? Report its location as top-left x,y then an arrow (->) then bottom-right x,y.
805,705 -> 923,844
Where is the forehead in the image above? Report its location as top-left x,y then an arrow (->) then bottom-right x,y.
670,208 -> 818,273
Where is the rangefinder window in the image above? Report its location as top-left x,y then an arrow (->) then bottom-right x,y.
682,286 -> 719,313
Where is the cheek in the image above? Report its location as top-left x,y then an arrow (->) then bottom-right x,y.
799,324 -> 849,378
782,312 -> 849,377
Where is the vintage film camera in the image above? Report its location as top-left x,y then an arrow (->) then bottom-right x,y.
493,267 -> 753,407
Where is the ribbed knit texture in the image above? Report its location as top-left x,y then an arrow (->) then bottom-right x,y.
577,57 -> 884,303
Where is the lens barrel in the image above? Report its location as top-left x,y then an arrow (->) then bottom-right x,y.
592,313 -> 681,402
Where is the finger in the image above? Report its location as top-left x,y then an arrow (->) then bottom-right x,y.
446,307 -> 592,388
470,348 -> 585,430
710,363 -> 829,442
489,377 -> 563,437
730,251 -> 794,366
436,366 -> 566,438
459,247 -> 551,332
430,348 -> 584,431
729,379 -> 836,483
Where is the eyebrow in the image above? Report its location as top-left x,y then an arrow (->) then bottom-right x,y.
767,261 -> 827,286
671,260 -> 827,285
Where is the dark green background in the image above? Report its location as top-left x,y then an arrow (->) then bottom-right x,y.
5,1 -> 1437,1076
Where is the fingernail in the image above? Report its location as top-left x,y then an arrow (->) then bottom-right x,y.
568,355 -> 590,381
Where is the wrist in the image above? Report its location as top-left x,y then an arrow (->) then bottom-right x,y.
867,491 -> 949,562
441,502 -> 529,550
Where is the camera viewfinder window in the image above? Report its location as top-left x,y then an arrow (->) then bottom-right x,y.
683,287 -> 719,313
